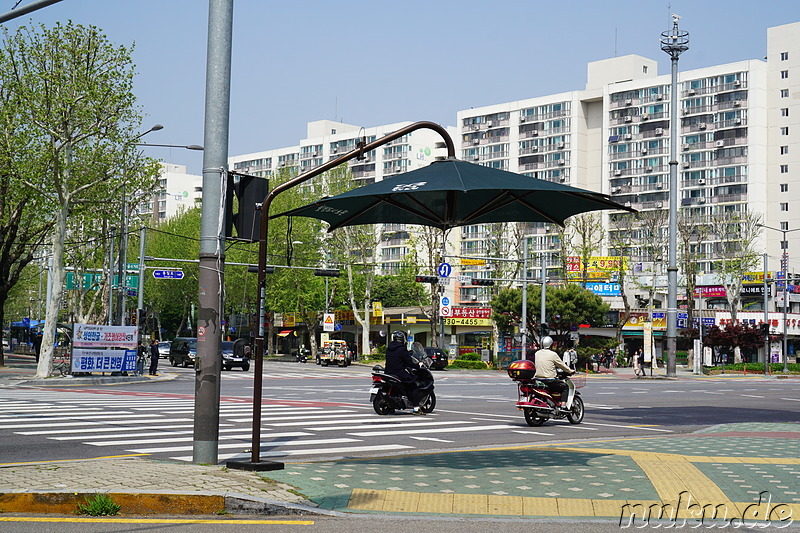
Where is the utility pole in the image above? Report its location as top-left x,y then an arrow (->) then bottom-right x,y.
193,0 -> 233,466
660,14 -> 689,378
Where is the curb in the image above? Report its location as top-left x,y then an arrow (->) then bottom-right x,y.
0,490 -> 334,516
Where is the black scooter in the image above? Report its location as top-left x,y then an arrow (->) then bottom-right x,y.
370,343 -> 436,415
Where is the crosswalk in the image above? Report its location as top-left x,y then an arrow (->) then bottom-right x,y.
0,389 -> 670,464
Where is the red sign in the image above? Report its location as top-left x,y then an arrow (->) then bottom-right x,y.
451,307 -> 492,319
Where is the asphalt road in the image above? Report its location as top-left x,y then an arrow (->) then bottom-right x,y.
0,362 -> 798,465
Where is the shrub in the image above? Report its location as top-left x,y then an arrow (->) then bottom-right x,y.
459,352 -> 482,361
449,359 -> 489,369
76,493 -> 121,516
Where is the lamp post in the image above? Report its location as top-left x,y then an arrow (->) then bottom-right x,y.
759,224 -> 800,373
660,14 -> 689,378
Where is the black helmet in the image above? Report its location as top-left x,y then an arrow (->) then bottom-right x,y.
391,331 -> 406,343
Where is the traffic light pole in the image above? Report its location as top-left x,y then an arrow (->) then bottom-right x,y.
227,121 -> 456,471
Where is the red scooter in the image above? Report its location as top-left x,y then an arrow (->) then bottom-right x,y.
507,359 -> 585,427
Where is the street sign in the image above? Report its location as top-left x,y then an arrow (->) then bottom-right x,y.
440,296 -> 450,306
153,270 -> 185,280
437,262 -> 452,278
323,313 -> 335,332
126,289 -> 138,297
440,306 -> 451,317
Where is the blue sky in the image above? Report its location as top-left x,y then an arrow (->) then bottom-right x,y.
3,0 -> 798,175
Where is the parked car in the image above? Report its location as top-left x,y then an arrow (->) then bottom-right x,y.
424,346 -> 449,370
158,341 -> 171,359
169,337 -> 197,367
221,340 -> 250,371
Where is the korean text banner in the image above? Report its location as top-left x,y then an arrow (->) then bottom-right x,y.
73,324 -> 138,349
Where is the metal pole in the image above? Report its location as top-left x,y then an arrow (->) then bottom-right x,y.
661,15 -> 689,379
0,0 -> 62,23
117,196 -> 128,326
764,253 -> 770,374
695,293 -> 703,375
540,252 -> 546,333
193,0 -> 232,466
137,226 -> 146,334
521,237 -> 528,358
783,230 -> 789,373
108,228 -> 115,326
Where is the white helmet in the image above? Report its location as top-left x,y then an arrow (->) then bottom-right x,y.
540,336 -> 553,349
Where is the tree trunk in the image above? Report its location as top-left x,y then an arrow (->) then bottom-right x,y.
35,203 -> 69,378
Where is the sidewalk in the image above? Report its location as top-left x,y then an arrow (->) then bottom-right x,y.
0,422 -> 797,521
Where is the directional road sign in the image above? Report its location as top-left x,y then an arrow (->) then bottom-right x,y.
437,262 -> 452,278
153,270 -> 185,280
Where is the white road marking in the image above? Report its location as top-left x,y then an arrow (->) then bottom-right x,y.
348,424 -> 516,437
409,436 -> 454,443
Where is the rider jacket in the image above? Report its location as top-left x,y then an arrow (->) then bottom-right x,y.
534,348 -> 573,378
385,341 -> 418,383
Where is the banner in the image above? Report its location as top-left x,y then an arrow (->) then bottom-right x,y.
451,307 -> 492,319
73,324 -> 138,349
72,348 -> 137,373
444,317 -> 492,326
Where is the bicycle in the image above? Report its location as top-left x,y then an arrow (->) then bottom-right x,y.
52,358 -> 71,377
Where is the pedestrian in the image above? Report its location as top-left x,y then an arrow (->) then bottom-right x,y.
137,343 -> 147,375
637,349 -> 645,377
149,338 -> 160,376
32,332 -> 43,363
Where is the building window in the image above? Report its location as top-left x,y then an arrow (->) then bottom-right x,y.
781,70 -> 789,79
781,221 -> 789,231
781,145 -> 789,155
781,165 -> 789,174
782,108 -> 790,117
782,240 -> 789,250
781,89 -> 789,98
781,183 -> 789,192
781,127 -> 790,135
781,203 -> 789,211
781,51 -> 789,61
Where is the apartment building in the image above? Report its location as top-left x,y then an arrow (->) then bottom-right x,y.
455,21 -> 799,313
229,119 -> 459,274
134,163 -> 203,223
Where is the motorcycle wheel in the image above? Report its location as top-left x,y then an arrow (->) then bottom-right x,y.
420,392 -> 436,413
523,408 -> 546,427
372,394 -> 395,415
567,395 -> 584,424
241,363 -> 250,371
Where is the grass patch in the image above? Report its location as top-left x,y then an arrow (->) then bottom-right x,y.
76,493 -> 121,516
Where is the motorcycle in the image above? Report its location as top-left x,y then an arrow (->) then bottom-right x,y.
370,342 -> 436,415
507,359 -> 585,426
294,347 -> 310,363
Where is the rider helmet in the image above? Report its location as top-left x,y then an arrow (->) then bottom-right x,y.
540,336 -> 554,349
391,330 -> 406,343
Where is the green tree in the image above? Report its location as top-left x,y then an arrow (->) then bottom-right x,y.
710,211 -> 762,323
492,284 -> 609,347
0,22 -> 159,376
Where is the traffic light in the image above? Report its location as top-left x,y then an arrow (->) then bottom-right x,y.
314,268 -> 341,277
415,275 -> 438,283
130,309 -> 137,326
540,323 -> 549,336
471,278 -> 495,286
225,172 -> 269,242
138,309 -> 146,327
760,322 -> 770,337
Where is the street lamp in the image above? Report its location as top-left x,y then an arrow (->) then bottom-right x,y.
758,223 -> 800,373
135,142 -> 204,151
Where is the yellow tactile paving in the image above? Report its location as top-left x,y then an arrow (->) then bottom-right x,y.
521,496 -> 559,516
347,489 -> 800,521
415,492 -> 454,514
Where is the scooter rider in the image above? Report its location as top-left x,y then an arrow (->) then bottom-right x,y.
384,330 -> 426,415
534,336 -> 574,405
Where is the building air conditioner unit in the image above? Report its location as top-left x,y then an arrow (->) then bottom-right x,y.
531,146 -> 538,152
472,156 -> 480,161
641,148 -> 648,155
683,162 -> 691,169
698,178 -> 706,185
624,116 -> 633,122
313,152 -> 320,157
656,202 -> 664,208
531,130 -> 538,136
614,170 -> 622,176
734,118 -> 742,124
688,88 -> 696,95
623,133 -> 633,140
715,140 -> 725,147
698,123 -> 707,130
733,80 -> 741,87
559,176 -> 566,182
520,116 -> 526,122
471,295 -> 478,301
656,94 -> 664,101
487,120 -> 493,127
625,99 -> 633,106
645,166 -> 653,172
699,198 -> 706,204
682,143 -> 690,150
733,100 -> 741,107
624,201 -> 633,207
655,128 -> 664,136
641,114 -> 650,120
612,186 -> 621,193
473,139 -> 480,145
558,160 -> 566,166
656,184 -> 663,189
557,142 -> 565,149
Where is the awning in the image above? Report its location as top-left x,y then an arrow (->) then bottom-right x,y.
277,330 -> 293,337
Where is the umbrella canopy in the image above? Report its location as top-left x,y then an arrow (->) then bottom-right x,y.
274,159 -> 634,231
